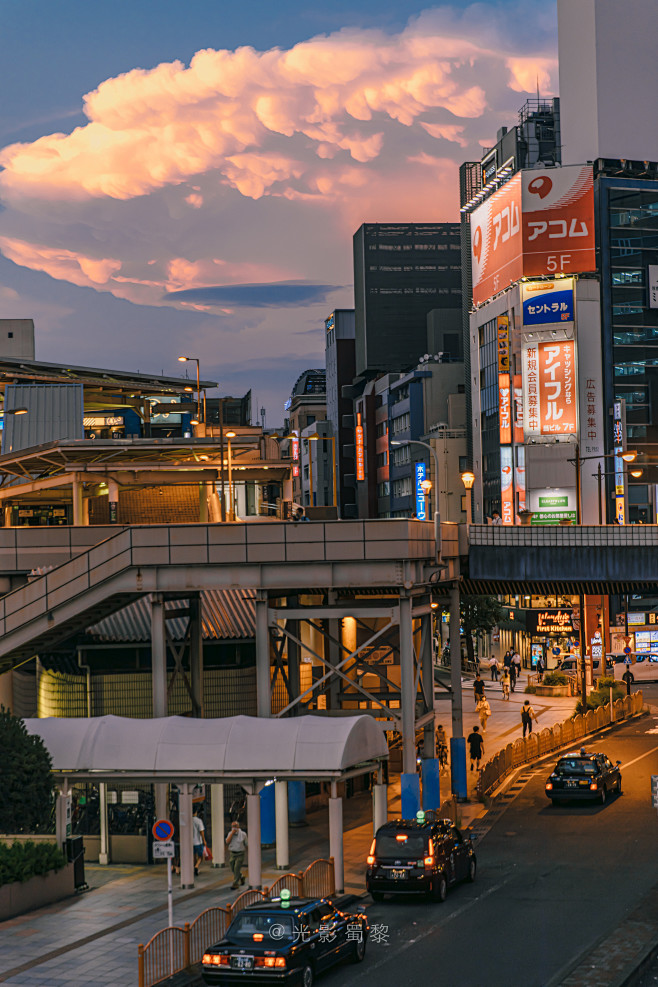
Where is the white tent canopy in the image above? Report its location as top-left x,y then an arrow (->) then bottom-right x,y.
24,713 -> 389,782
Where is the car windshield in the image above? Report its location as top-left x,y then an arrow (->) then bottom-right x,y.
556,758 -> 598,776
229,913 -> 297,941
375,833 -> 427,857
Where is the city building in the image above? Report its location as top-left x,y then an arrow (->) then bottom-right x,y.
300,419 -> 336,511
324,310 -> 356,517
283,369 -> 326,508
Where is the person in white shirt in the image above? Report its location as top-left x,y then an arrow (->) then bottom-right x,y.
192,806 -> 208,876
225,819 -> 249,889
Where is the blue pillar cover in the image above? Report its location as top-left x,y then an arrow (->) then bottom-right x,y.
400,772 -> 421,819
421,758 -> 441,810
287,780 -> 306,825
450,736 -> 468,800
259,781 -> 276,845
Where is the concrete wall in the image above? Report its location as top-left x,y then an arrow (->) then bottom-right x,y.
0,862 -> 75,921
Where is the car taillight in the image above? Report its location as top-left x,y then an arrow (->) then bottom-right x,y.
366,855 -> 375,865
255,957 -> 287,969
589,782 -> 598,790
202,954 -> 229,966
424,855 -> 434,867
545,782 -> 553,790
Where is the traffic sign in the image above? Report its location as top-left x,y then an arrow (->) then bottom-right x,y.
153,840 -> 175,859
552,647 -> 561,656
625,657 -> 632,665
152,818 -> 175,841
624,646 -> 632,654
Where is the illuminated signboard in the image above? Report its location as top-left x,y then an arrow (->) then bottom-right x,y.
355,412 -> 365,481
291,431 -> 299,478
497,314 -> 510,372
498,373 -> 511,444
515,445 -> 526,512
613,400 -> 626,524
500,446 -> 513,525
415,462 -> 427,520
470,165 -> 595,307
522,339 -> 577,438
521,278 -> 575,326
513,374 -> 523,443
526,609 -> 575,635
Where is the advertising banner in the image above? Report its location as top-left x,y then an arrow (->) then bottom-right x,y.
528,488 -> 577,525
497,314 -> 510,372
415,461 -> 427,520
498,373 -> 511,444
355,413 -> 365,481
523,339 -> 578,438
500,446 -> 514,525
513,374 -> 524,443
521,278 -> 575,326
515,445 -> 526,512
613,400 -> 626,524
526,609 -> 575,635
471,166 -> 595,307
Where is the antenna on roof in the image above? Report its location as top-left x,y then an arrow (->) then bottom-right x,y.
537,76 -> 540,101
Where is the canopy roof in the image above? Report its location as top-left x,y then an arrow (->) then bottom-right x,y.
24,714 -> 388,782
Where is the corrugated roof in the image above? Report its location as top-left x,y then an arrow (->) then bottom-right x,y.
86,589 -> 256,643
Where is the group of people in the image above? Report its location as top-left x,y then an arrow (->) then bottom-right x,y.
171,805 -> 249,889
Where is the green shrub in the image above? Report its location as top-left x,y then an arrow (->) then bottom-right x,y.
524,684 -> 537,694
542,672 -> 569,686
0,840 -> 66,887
574,680 -> 626,715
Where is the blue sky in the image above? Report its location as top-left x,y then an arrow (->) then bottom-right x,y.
0,0 -> 558,423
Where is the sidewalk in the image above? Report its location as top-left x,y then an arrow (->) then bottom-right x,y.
0,676 -> 576,987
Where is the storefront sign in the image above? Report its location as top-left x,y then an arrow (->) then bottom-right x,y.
522,339 -> 578,438
513,374 -> 523,443
526,609 -> 575,635
528,488 -> 577,525
521,278 -> 575,326
515,446 -> 526,513
355,413 -> 365,481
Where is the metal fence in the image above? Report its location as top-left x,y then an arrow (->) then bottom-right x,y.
476,692 -> 643,799
138,857 -> 335,987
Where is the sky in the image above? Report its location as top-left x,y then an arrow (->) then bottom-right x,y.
0,0 -> 559,425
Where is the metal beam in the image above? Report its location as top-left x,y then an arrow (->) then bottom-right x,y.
269,607 -> 397,622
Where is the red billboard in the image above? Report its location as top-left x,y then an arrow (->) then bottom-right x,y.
498,373 -> 511,444
471,165 -> 596,306
522,339 -> 578,437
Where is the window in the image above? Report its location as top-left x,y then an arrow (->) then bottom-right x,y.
459,456 -> 468,472
392,445 -> 411,466
378,481 -> 390,497
376,451 -> 388,467
392,476 -> 412,498
376,421 -> 388,438
392,412 -> 410,434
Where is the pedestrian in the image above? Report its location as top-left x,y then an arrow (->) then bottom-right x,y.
489,655 -> 499,681
467,725 -> 484,771
435,724 -> 448,767
512,650 -> 522,679
503,650 -> 512,670
520,700 -> 538,738
225,819 -> 248,889
501,666 -> 511,700
192,805 -> 208,877
473,673 -> 485,704
476,696 -> 492,732
622,667 -> 634,695
536,654 -> 545,683
509,661 -> 517,693
491,510 -> 503,525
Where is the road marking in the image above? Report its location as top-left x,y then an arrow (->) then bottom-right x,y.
360,877 -> 513,978
620,743 -> 658,770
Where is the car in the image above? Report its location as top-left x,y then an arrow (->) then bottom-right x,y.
201,894 -> 368,987
556,656 -> 613,676
365,813 -> 476,902
611,653 -> 658,682
545,749 -> 622,805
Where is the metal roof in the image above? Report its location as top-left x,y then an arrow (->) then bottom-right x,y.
0,356 -> 216,392
23,713 -> 389,780
85,589 -> 256,642
2,383 -> 83,455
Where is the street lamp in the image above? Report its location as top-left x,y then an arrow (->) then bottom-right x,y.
225,431 -> 236,521
569,446 -> 637,523
308,433 -> 337,508
592,465 -> 644,524
178,356 -> 204,425
420,478 -> 432,519
460,471 -> 475,525
390,439 -> 441,560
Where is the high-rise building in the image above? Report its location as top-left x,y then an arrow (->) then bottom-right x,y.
284,369 -> 326,508
353,223 -> 462,377
324,310 -> 356,517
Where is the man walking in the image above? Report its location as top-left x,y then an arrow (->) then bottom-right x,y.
521,700 -> 538,738
489,655 -> 499,681
622,666 -> 634,695
192,805 -> 208,877
512,650 -> 522,681
225,819 -> 248,889
473,673 -> 485,705
467,725 -> 484,771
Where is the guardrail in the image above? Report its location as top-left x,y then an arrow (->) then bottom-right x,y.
137,857 -> 335,987
476,692 -> 644,799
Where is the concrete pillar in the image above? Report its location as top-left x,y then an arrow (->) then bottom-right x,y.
211,784 -> 226,868
275,781 -> 289,870
449,583 -> 467,800
72,477 -> 83,527
260,781 -> 276,846
189,593 -> 204,717
3,505 -> 11,527
99,783 -> 110,865
373,783 -> 387,834
246,792 -> 262,889
55,783 -> 72,850
107,479 -> 119,524
255,591 -> 271,717
179,784 -> 195,889
198,482 -> 208,523
329,782 -> 344,894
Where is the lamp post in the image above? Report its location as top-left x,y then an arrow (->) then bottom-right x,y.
420,478 -> 432,520
308,433 -> 337,508
178,357 -> 202,425
391,439 -> 441,560
594,465 -> 643,524
461,471 -> 475,525
569,446 -> 636,523
225,431 -> 236,521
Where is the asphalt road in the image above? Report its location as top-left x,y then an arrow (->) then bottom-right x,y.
316,707 -> 658,987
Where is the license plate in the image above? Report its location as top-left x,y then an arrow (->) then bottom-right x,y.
391,868 -> 407,880
231,956 -> 254,970
565,780 -> 577,787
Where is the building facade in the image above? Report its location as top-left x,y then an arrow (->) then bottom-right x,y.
324,310 -> 356,517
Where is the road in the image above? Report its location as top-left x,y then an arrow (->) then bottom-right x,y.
318,708 -> 658,987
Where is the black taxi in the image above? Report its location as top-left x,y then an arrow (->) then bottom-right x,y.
201,893 -> 368,987
545,749 -> 622,805
366,812 -> 476,902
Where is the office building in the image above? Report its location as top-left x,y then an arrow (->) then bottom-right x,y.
324,310 -> 356,517
284,369 -> 326,508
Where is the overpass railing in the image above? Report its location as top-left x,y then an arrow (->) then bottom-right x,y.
476,692 -> 644,800
138,858 -> 335,987
468,524 -> 658,548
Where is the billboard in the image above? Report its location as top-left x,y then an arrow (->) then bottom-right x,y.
500,446 -> 514,525
523,339 -> 577,438
497,314 -> 510,372
355,413 -> 365,481
471,166 -> 595,306
498,373 -> 511,444
513,374 -> 524,443
415,461 -> 427,520
521,278 -> 575,326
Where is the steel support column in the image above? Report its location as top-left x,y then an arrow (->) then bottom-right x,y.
189,593 -> 204,717
99,782 -> 109,865
255,591 -> 271,717
179,783 -> 195,889
275,780 -> 289,870
329,781 -> 344,894
400,593 -> 421,818
246,792 -> 262,889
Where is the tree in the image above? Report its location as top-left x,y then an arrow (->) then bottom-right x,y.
0,708 -> 55,834
461,596 -> 506,664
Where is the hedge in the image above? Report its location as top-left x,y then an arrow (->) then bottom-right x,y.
0,840 -> 66,887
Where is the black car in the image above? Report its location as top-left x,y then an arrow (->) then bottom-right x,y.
201,895 -> 368,987
545,749 -> 622,804
366,816 -> 476,902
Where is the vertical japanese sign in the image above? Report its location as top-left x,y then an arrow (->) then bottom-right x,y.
415,462 -> 427,520
497,315 -> 510,372
613,400 -> 626,524
291,431 -> 299,478
513,374 -> 524,443
355,412 -> 365,481
515,446 -> 526,513
499,373 -> 511,444
500,446 -> 514,525
523,340 -> 578,438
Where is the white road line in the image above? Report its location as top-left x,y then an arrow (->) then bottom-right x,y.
620,743 -> 658,770
359,877 -> 513,978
